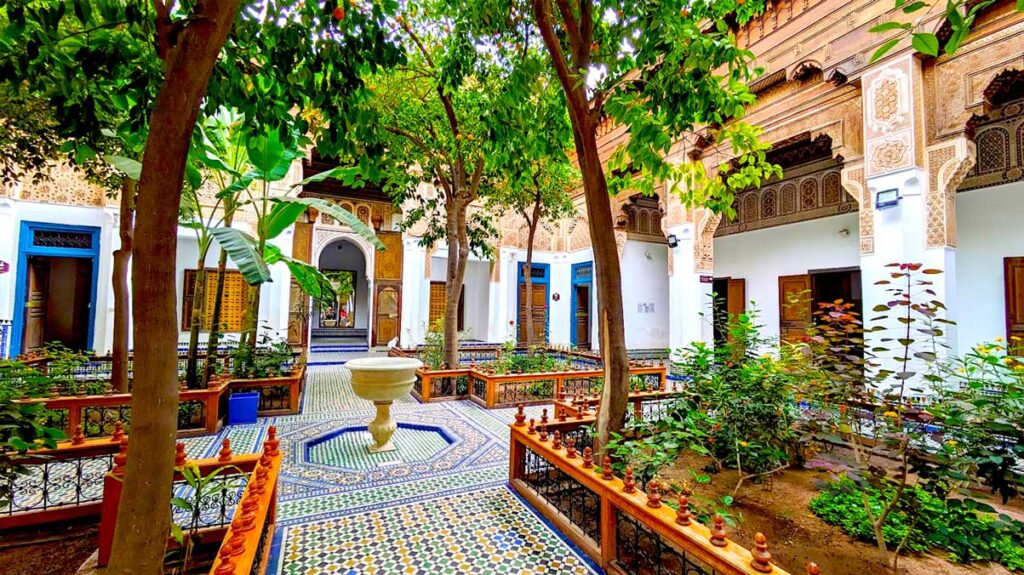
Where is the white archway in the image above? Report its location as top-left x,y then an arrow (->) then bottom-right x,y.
310,228 -> 376,345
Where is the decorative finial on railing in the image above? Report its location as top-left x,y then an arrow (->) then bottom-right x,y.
601,456 -> 613,480
540,408 -> 549,424
582,447 -> 594,468
112,438 -> 129,475
71,425 -> 85,445
514,404 -> 526,426
710,515 -> 728,547
214,542 -> 237,575
751,533 -> 773,572
675,494 -> 692,525
566,438 -> 577,458
552,431 -> 562,450
240,495 -> 258,532
264,425 -> 280,456
623,467 -> 636,493
174,442 -> 187,467
805,562 -> 821,575
538,426 -> 549,442
227,515 -> 246,555
527,418 -> 536,434
557,390 -> 566,402
218,439 -> 233,462
558,410 -> 568,422
646,480 -> 662,508
110,421 -> 124,443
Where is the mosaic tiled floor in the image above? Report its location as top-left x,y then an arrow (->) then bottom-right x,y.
209,348 -> 602,575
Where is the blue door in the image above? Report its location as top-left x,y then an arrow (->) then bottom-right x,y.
11,222 -> 100,356
570,262 -> 593,348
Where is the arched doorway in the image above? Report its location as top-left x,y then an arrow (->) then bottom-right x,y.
313,237 -> 372,344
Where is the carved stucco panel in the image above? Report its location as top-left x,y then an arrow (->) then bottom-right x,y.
925,138 -> 976,249
840,161 -> 873,255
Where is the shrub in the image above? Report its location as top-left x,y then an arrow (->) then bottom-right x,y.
811,477 -> 1024,570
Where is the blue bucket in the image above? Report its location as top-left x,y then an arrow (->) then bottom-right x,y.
228,392 -> 260,425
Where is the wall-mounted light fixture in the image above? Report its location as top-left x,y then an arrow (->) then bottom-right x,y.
666,234 -> 679,248
876,188 -> 900,210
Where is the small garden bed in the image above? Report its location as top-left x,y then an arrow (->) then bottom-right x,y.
594,266 -> 1024,574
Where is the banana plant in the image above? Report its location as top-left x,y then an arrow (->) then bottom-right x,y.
208,127 -> 383,365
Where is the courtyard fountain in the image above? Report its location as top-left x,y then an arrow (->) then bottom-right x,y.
347,356 -> 423,452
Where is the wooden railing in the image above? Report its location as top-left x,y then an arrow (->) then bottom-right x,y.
16,364 -> 305,440
414,363 -> 667,409
96,430 -> 278,569
509,416 -> 822,575
207,431 -> 283,575
0,434 -> 123,529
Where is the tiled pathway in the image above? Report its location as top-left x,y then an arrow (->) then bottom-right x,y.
190,348 -> 600,575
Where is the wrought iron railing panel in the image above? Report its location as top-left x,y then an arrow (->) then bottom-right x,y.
2,453 -> 114,515
614,510 -> 717,575
255,385 -> 291,411
249,509 -> 273,575
562,376 -> 602,397
177,399 -> 207,430
84,405 -> 132,437
171,472 -> 248,530
471,375 -> 487,400
497,379 -> 555,405
519,447 -> 601,545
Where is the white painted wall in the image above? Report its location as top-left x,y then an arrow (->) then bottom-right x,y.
621,240 -> 670,349
955,181 -> 1024,351
713,213 -> 860,340
426,248 -> 492,342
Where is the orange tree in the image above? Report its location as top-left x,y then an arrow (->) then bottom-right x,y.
462,0 -> 780,446
1,0 -> 401,571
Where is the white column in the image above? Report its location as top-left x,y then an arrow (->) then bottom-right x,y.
666,223 -> 714,355
400,239 -> 426,347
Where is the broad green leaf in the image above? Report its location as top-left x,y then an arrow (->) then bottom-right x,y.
264,201 -> 310,240
245,130 -> 287,181
871,37 -> 902,63
293,165 -> 364,188
911,33 -> 940,56
902,1 -> 928,12
277,197 -> 385,250
869,22 -> 909,33
209,227 -> 271,285
104,155 -> 142,180
184,161 -> 202,191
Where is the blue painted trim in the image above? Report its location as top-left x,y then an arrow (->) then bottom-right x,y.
303,422 -> 458,461
516,261 -> 551,342
570,262 -> 593,347
11,221 -> 101,357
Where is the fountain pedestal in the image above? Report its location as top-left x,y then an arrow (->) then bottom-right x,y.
347,357 -> 423,453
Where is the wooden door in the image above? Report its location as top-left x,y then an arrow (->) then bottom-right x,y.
779,274 -> 811,343
1006,257 -> 1024,353
518,282 -> 548,343
574,284 -> 590,348
374,283 -> 400,346
727,278 -> 746,318
22,257 -> 50,352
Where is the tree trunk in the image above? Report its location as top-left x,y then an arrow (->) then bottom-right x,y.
109,3 -> 239,573
110,178 -> 135,393
203,209 -> 236,385
573,123 -> 631,450
184,251 -> 208,388
523,209 -> 539,349
442,202 -> 463,369
202,249 -> 230,385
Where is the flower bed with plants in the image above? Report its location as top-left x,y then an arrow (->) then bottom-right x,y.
596,265 -> 1024,575
3,338 -> 306,439
404,342 -> 666,408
